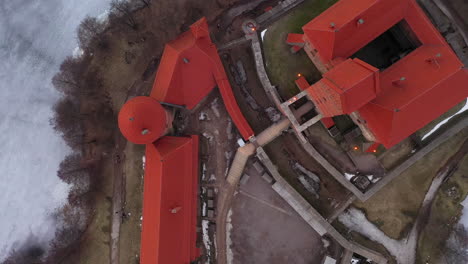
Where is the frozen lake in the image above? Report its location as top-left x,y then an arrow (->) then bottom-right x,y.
0,0 -> 110,261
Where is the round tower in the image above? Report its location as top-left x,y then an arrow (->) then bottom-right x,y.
118,96 -> 171,144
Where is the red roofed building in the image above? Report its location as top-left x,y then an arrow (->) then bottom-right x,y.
150,17 -> 254,140
151,20 -> 216,110
118,17 -> 256,264
286,33 -> 305,46
295,76 -> 310,91
141,136 -> 200,264
307,58 -> 379,117
296,0 -> 468,148
118,96 -> 172,144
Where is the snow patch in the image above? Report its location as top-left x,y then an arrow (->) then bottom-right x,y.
202,220 -> 212,259
209,174 -> 216,182
72,47 -> 84,58
202,163 -> 207,181
210,98 -> 221,118
237,138 -> 245,147
339,208 -> 405,263
345,173 -> 355,181
202,202 -> 207,216
460,197 -> 468,229
202,132 -> 214,142
261,29 -> 268,41
199,112 -> 209,121
226,209 -> 234,264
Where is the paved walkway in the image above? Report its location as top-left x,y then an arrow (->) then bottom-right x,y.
247,30 -> 283,109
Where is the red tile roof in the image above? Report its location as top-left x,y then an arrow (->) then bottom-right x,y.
150,17 -> 254,140
118,96 -> 168,144
286,33 -> 305,45
140,136 -> 200,264
295,76 -> 310,91
306,58 -> 379,117
301,0 -> 468,148
303,0 -> 410,62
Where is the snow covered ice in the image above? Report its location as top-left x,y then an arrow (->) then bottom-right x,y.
0,0 -> 110,261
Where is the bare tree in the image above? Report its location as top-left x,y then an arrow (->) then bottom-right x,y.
52,56 -> 84,95
47,203 -> 90,262
3,237 -> 46,264
135,0 -> 151,8
110,0 -> 138,29
57,153 -> 87,183
51,97 -> 84,149
77,16 -> 105,49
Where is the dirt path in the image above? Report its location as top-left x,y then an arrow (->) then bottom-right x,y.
109,79 -> 148,264
110,135 -> 126,264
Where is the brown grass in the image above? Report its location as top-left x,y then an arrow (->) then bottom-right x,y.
417,151 -> 468,263
354,128 -> 468,240
119,143 -> 145,264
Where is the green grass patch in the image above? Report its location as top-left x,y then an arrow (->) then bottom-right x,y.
262,0 -> 338,99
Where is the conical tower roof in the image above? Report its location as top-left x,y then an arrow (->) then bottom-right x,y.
118,96 -> 167,144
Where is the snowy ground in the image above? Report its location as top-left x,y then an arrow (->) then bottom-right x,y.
340,168 -> 449,264
261,29 -> 268,41
459,197 -> 468,228
0,0 -> 110,261
226,209 -> 234,264
202,220 -> 212,263
339,208 -> 408,263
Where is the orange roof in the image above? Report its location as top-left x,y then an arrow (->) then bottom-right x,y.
151,28 -> 216,109
286,33 -> 305,45
301,0 -> 468,148
303,0 -> 410,62
118,96 -> 168,144
306,58 -> 379,117
360,67 -> 468,147
321,117 -> 335,128
140,136 -> 200,264
295,76 -> 310,91
150,17 -> 254,140
190,18 -> 210,39
375,45 -> 462,110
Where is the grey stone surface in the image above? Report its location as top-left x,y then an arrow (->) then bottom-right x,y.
256,147 -> 388,263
